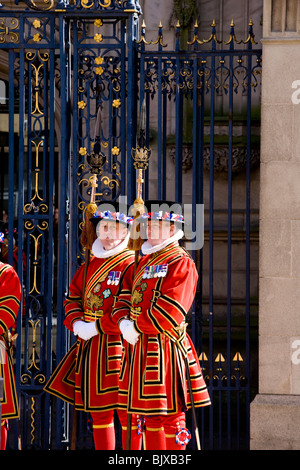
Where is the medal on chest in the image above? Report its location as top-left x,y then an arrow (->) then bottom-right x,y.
107,271 -> 121,285
106,271 -> 121,286
142,264 -> 168,279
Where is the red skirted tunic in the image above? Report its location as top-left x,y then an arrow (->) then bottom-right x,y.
44,249 -> 135,412
112,242 -> 211,415
0,262 -> 21,420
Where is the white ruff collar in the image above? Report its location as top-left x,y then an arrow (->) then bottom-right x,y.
141,229 -> 184,255
92,233 -> 130,258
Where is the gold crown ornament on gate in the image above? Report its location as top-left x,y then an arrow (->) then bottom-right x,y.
86,141 -> 107,175
131,144 -> 151,171
131,98 -> 151,171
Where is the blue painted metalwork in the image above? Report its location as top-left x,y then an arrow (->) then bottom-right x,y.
0,2 -> 261,450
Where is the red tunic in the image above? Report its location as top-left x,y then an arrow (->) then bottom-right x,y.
44,249 -> 135,412
0,262 -> 21,420
112,242 -> 211,415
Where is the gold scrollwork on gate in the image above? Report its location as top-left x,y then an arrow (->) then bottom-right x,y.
0,18 -> 19,43
31,138 -> 43,202
26,51 -> 50,116
99,0 -> 111,6
28,319 -> 42,373
27,0 -> 54,11
23,51 -> 49,214
80,0 -> 114,10
20,317 -> 46,395
30,397 -> 36,445
29,233 -> 43,295
81,0 -> 95,9
24,221 -> 48,294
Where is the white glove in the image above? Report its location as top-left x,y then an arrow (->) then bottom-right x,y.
119,319 -> 140,345
73,320 -> 98,341
73,320 -> 85,336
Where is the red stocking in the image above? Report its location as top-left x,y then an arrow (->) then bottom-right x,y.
91,411 -> 115,450
1,420 -> 8,451
144,416 -> 166,450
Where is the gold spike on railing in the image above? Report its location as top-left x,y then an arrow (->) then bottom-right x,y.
233,352 -> 243,362
151,21 -> 167,47
199,352 -> 208,361
136,19 -> 152,45
243,19 -> 258,45
138,18 -> 258,49
215,353 -> 226,362
224,18 -> 242,45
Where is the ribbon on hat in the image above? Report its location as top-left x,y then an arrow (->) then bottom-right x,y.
0,232 -> 4,243
92,210 -> 133,225
140,210 -> 184,223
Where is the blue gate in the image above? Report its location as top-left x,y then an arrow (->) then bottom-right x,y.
0,0 -> 261,450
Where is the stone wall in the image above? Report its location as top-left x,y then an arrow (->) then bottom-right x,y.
250,0 -> 300,450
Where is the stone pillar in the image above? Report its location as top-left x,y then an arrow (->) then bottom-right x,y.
250,0 -> 300,450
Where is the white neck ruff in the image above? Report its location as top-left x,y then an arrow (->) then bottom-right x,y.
141,229 -> 184,255
92,234 -> 130,259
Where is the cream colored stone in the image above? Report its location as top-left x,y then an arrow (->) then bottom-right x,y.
261,42 -> 300,105
258,276 -> 300,395
291,220 -> 300,277
259,277 -> 300,336
260,161 -> 300,220
258,334 -> 292,394
260,104 -> 293,162
251,0 -> 300,450
292,104 -> 300,161
250,394 -> 300,450
259,218 -> 291,277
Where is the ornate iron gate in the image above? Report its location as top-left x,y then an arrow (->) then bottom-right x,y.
0,0 -> 261,450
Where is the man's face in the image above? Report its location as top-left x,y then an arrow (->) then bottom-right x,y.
97,220 -> 128,250
146,220 -> 175,247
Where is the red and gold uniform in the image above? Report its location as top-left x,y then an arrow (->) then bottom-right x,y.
44,245 -> 141,449
0,262 -> 21,450
112,241 -> 211,450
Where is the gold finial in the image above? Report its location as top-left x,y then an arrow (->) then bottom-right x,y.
215,353 -> 225,362
151,21 -> 167,47
243,19 -> 257,44
176,20 -> 180,28
136,19 -> 152,45
201,18 -> 221,44
230,19 -> 235,27
199,352 -> 208,361
194,19 -> 198,27
233,352 -> 244,362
